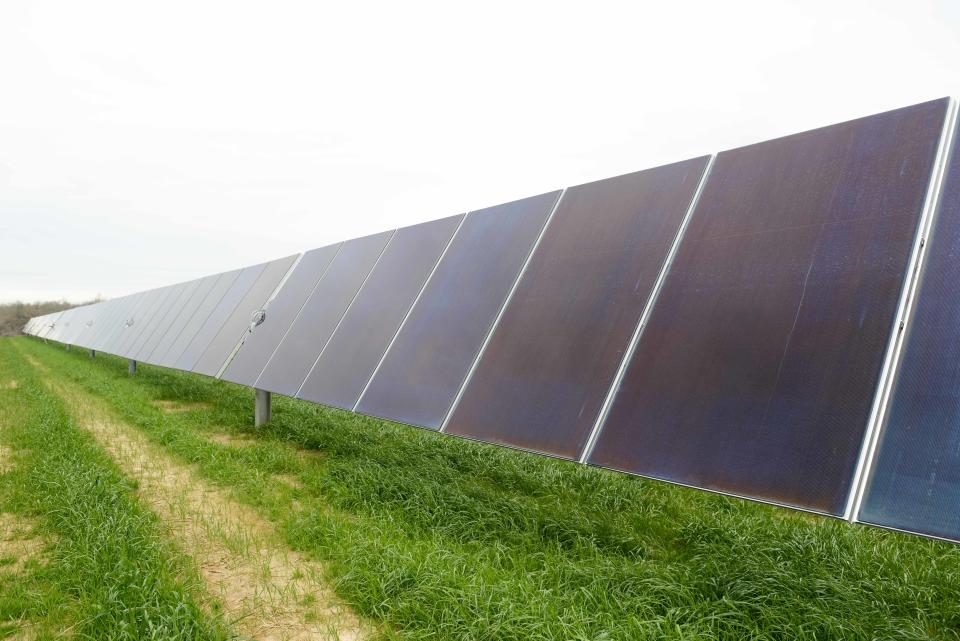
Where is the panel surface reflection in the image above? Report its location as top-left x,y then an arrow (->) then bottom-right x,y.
255,231 -> 393,397
222,244 -> 340,387
357,192 -> 559,429
446,157 -> 710,458
591,99 -> 947,515
299,215 -> 463,410
859,120 -> 960,539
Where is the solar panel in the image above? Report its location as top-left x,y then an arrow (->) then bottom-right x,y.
98,293 -> 146,354
255,230 -> 393,397
121,286 -> 178,358
133,281 -> 198,362
61,305 -> 94,345
50,308 -> 73,342
82,301 -> 115,348
84,298 -> 125,350
857,112 -> 960,540
589,98 -> 948,516
115,288 -> 168,357
445,157 -> 710,458
34,312 -> 56,339
69,304 -> 100,348
65,305 -> 92,346
49,307 -> 77,344
221,244 -> 341,387
356,192 -> 560,429
25,97 -> 960,543
42,310 -> 66,341
155,270 -> 241,368
51,310 -> 68,339
145,276 -> 218,365
298,215 -> 464,410
128,283 -> 189,359
95,295 -> 132,351
175,264 -> 267,372
34,315 -> 46,338
81,304 -> 110,346
192,255 -> 298,377
59,309 -> 81,343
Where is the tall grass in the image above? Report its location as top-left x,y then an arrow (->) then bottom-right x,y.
16,337 -> 960,640
0,340 -> 228,640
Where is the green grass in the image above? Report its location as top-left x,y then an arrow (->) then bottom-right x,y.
0,339 -> 228,640
11,336 -> 960,640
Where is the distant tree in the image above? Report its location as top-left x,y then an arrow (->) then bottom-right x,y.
0,298 -> 103,336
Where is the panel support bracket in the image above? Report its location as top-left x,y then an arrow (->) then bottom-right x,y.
128,359 -> 137,375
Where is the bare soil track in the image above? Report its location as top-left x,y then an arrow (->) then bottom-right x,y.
26,355 -> 371,641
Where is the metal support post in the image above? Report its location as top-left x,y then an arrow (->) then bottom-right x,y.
128,359 -> 137,375
255,388 -> 272,427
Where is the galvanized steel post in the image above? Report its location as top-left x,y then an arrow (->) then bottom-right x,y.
255,388 -> 271,427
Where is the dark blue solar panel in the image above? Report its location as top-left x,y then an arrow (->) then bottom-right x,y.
859,115 -> 960,540
590,98 -> 948,516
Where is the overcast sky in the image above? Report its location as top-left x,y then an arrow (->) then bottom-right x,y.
2,0 -> 959,303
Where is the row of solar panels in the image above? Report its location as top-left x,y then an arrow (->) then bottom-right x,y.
25,97 -> 960,543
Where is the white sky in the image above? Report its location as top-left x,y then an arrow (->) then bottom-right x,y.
1,0 -> 959,303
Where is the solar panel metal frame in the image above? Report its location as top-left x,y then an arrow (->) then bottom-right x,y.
443,157 -> 712,460
49,307 -> 76,344
51,308 -> 74,343
67,305 -> 98,348
254,230 -> 395,398
220,244 -> 341,387
356,191 -> 561,430
63,308 -> 83,342
585,98 -> 950,517
115,288 -> 166,356
60,307 -> 89,345
578,155 -> 715,462
128,283 -> 190,360
97,294 -> 137,351
133,281 -> 199,363
98,292 -> 147,354
144,275 -> 219,365
84,298 -> 125,350
83,302 -> 113,348
37,311 -> 62,340
65,305 -> 92,346
48,308 -> 70,341
849,98 -> 960,530
174,265 -> 267,372
297,215 -> 464,410
89,297 -> 126,350
121,285 -> 179,358
436,195 -> 562,434
155,270 -> 241,368
192,254 -> 299,377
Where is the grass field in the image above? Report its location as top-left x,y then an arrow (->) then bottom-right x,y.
1,335 -> 959,640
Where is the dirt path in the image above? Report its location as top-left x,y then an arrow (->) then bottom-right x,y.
25,355 -> 372,641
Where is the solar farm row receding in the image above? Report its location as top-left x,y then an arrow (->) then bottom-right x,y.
25,97 -> 960,543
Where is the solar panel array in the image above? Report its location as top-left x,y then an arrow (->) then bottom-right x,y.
25,97 -> 960,543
